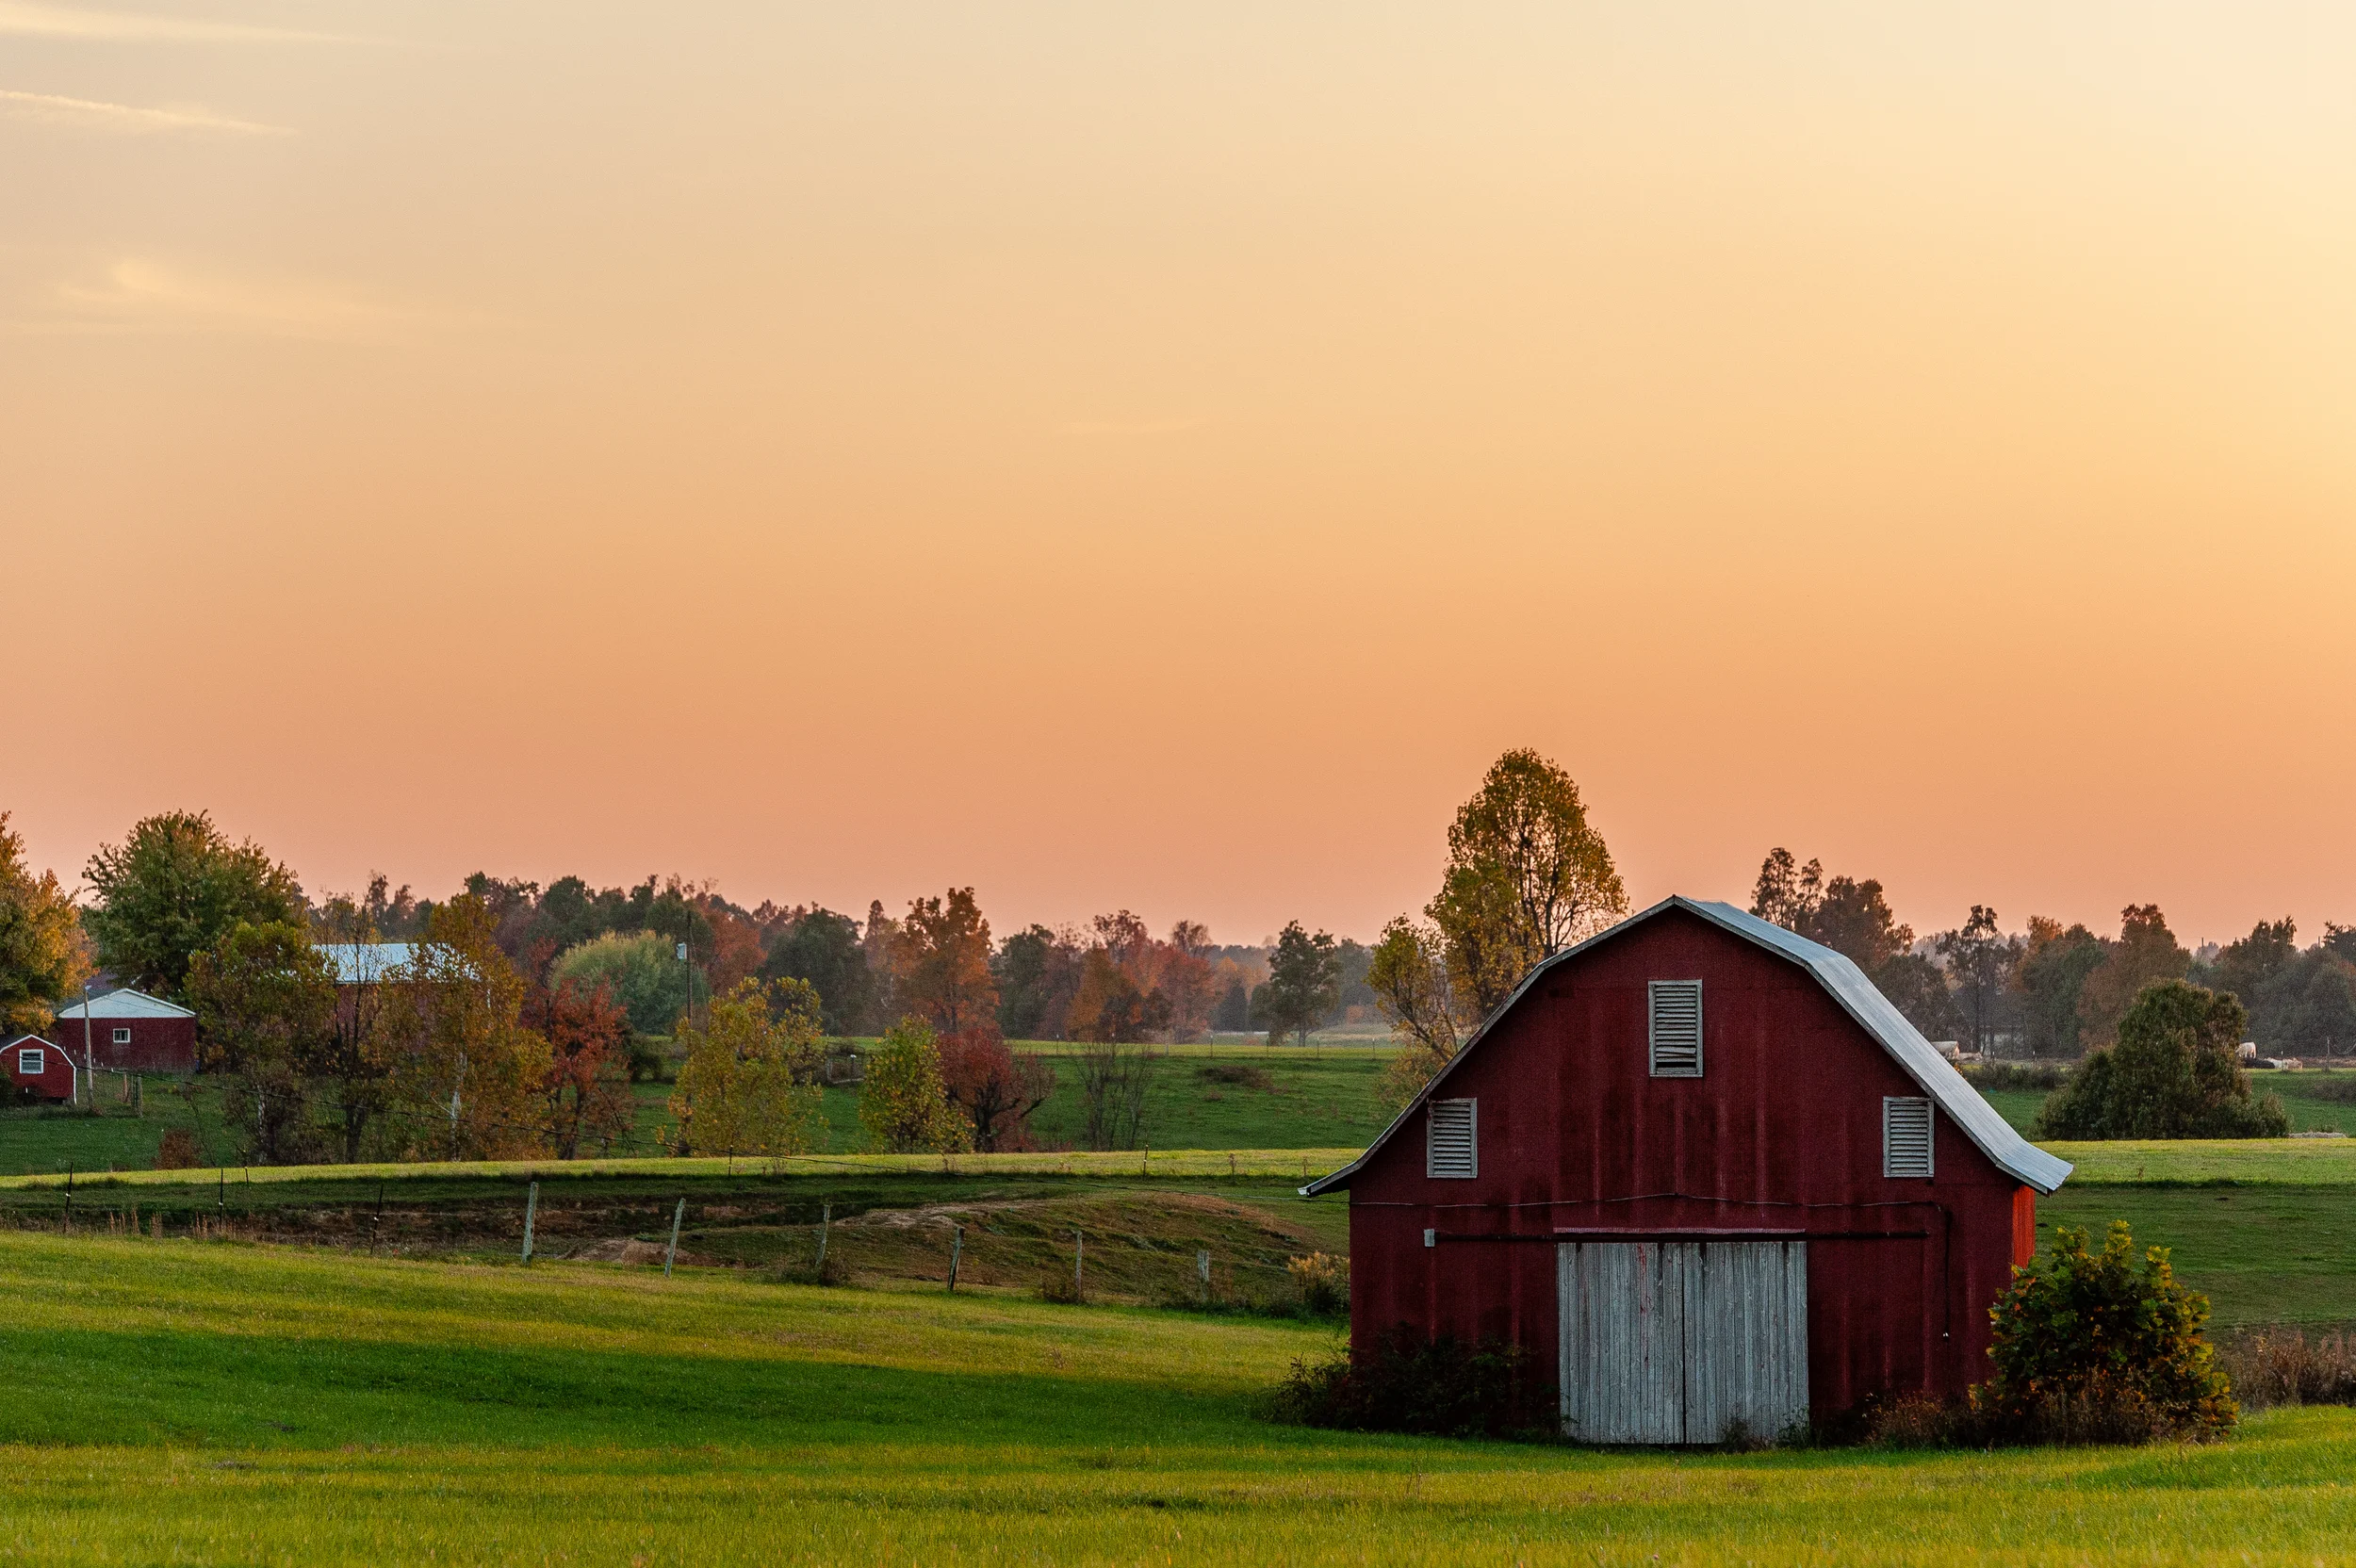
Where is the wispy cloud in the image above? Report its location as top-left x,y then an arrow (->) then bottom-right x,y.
18,257 -> 444,341
1057,417 -> 1203,437
0,88 -> 289,134
0,2 -> 370,42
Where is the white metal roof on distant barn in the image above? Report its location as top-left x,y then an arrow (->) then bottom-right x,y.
51,988 -> 193,1021
316,942 -> 417,984
1304,895 -> 2072,1198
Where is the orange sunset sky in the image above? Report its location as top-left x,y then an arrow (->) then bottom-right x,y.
5,2 -> 2354,950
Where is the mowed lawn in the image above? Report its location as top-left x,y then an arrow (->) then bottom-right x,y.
1,1233 -> 2353,1566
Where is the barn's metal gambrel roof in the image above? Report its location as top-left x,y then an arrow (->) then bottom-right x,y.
1301,895 -> 2072,1198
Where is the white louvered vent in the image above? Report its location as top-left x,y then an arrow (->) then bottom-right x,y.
1426,1099 -> 1477,1179
1884,1097 -> 1935,1179
1648,980 -> 1703,1077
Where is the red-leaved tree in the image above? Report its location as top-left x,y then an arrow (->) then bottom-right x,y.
537,975 -> 636,1159
939,1027 -> 1055,1152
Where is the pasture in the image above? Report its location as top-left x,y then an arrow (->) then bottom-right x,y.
0,1042 -> 1399,1177
10,1052 -> 2348,1179
2,1230 -> 2353,1566
7,1137 -> 2356,1323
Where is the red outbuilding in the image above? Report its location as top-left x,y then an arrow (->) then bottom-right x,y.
49,989 -> 199,1074
5,1036 -> 77,1102
1305,896 -> 2071,1444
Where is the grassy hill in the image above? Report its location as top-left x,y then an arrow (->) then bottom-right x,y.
8,1137 -> 2355,1331
4,1228 -> 2353,1565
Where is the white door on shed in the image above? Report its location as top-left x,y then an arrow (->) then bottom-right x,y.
1558,1240 -> 1808,1444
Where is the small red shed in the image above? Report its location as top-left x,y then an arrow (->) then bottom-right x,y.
1305,896 -> 2070,1443
49,989 -> 199,1074
5,1036 -> 77,1102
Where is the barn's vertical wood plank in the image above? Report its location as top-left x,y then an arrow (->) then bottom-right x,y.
1675,1242 -> 1811,1444
1640,1243 -> 1684,1445
1680,1242 -> 1710,1443
1557,1244 -> 1576,1436
1781,1241 -> 1811,1435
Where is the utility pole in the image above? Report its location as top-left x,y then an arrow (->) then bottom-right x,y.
79,980 -> 95,1112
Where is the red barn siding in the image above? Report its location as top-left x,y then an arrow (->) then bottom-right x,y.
52,1017 -> 197,1074
1342,905 -> 2036,1419
7,1038 -> 76,1101
108,1018 -> 197,1073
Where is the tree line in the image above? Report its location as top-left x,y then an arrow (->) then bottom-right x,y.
1749,850 -> 2356,1062
1352,748 -> 2355,1123
0,806 -> 1374,1164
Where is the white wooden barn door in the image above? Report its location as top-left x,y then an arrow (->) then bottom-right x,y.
1558,1240 -> 1808,1444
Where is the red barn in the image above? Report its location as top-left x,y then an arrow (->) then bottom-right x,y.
1305,896 -> 2070,1443
49,989 -> 199,1073
5,1036 -> 77,1102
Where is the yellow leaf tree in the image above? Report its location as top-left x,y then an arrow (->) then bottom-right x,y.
1368,749 -> 1628,1106
858,1020 -> 972,1153
668,977 -> 827,1158
377,895 -> 552,1160
0,811 -> 90,1037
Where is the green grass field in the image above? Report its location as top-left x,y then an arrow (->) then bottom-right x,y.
0,1044 -> 1400,1175
3,1230 -> 2352,1565
1979,1074 -> 2355,1138
0,1162 -> 1355,1308
18,1054 -> 2348,1178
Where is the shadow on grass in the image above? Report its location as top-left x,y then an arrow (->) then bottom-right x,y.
0,1320 -> 1277,1455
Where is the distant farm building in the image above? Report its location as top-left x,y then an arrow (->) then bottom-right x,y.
1306,896 -> 2070,1444
50,989 -> 198,1074
5,1036 -> 75,1102
317,942 -> 417,986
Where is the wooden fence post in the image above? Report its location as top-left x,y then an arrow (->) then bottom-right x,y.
1073,1229 -> 1084,1298
521,1181 -> 538,1265
1198,1250 -> 1211,1305
948,1225 -> 962,1292
816,1201 -> 830,1271
663,1197 -> 686,1278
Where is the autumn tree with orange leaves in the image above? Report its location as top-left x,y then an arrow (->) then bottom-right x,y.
892,888 -> 1000,1038
533,973 -> 636,1158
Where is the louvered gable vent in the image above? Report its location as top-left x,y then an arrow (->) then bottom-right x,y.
1884,1097 -> 1935,1178
1648,980 -> 1703,1077
1426,1099 -> 1477,1179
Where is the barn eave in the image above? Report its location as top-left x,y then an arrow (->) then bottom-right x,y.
1300,895 -> 2072,1199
